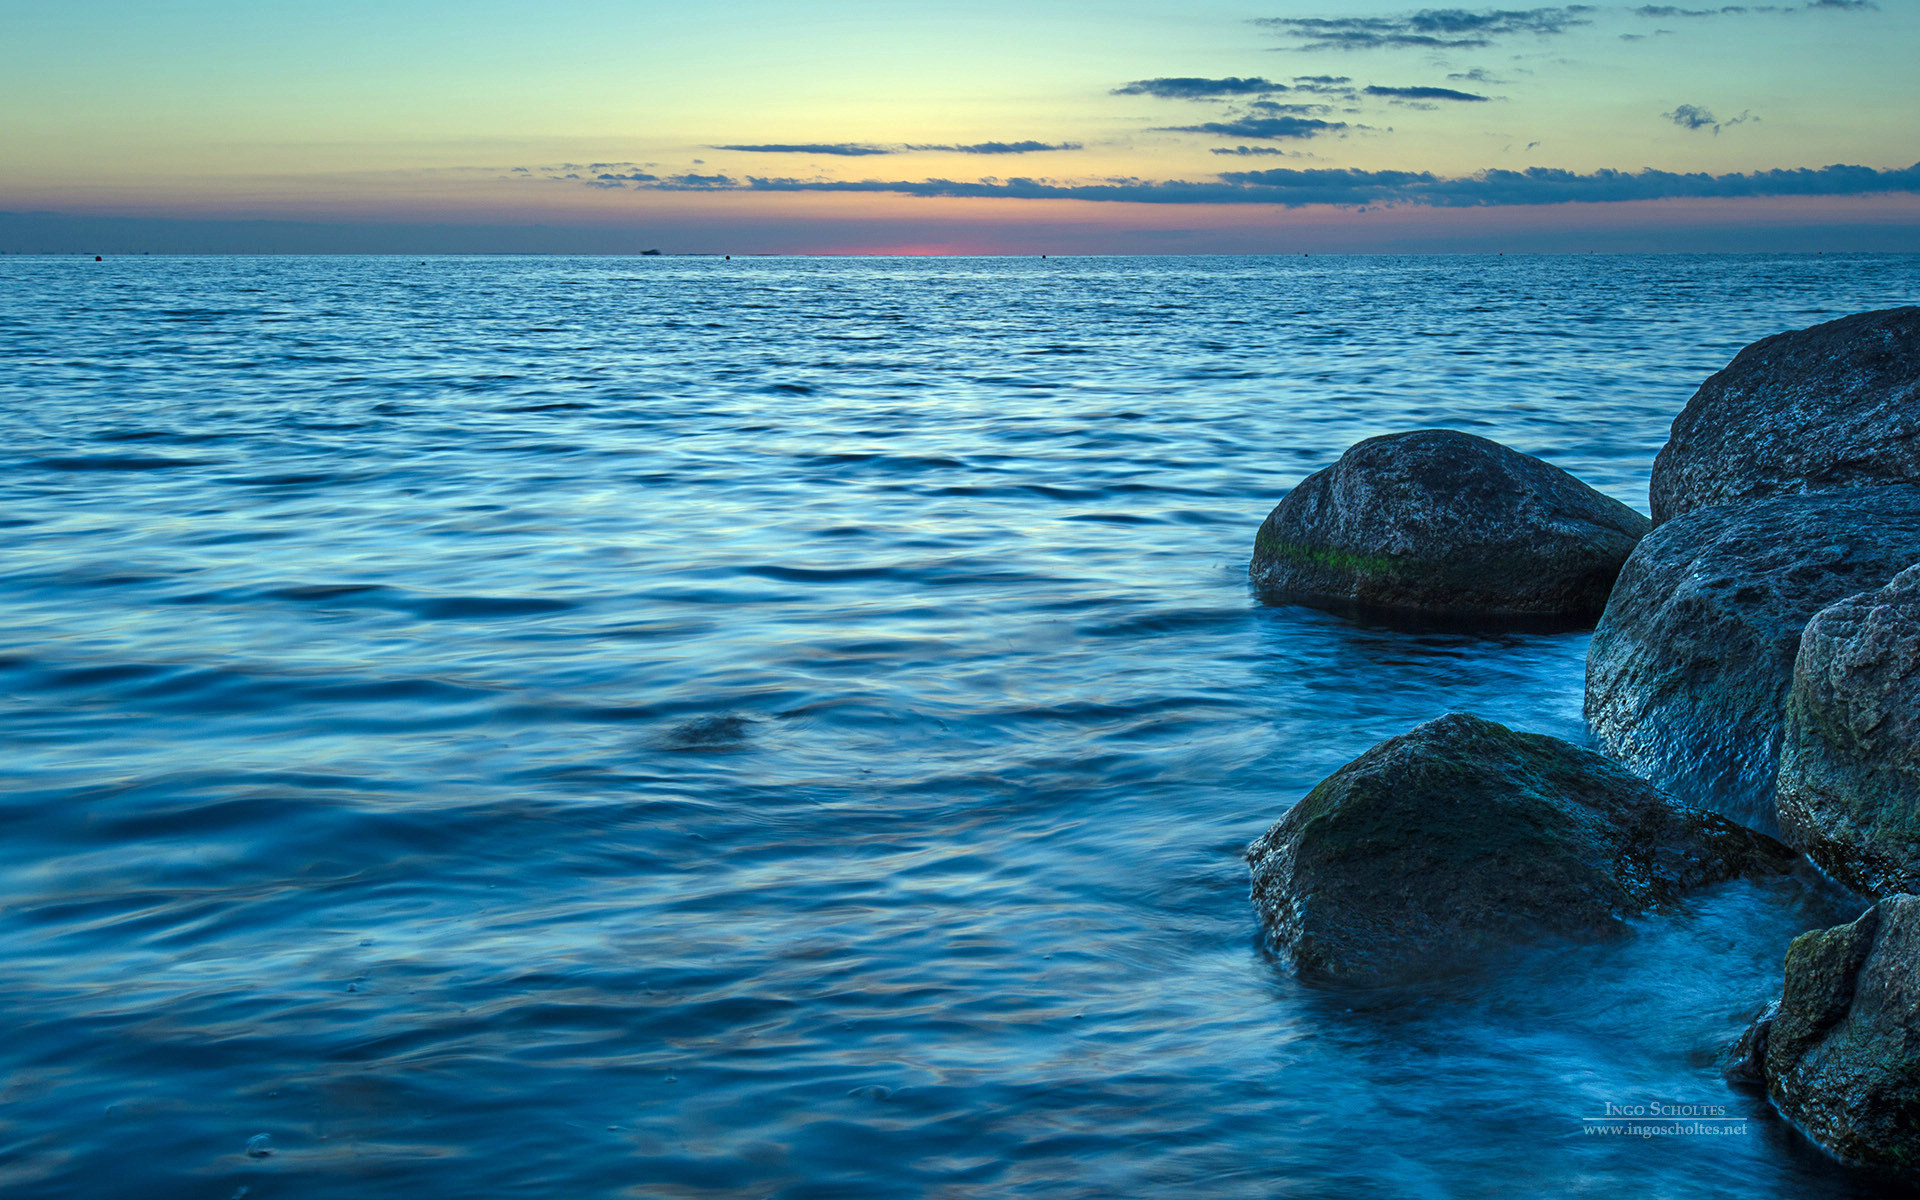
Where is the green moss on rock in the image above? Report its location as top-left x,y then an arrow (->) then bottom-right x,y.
1249,430 -> 1647,621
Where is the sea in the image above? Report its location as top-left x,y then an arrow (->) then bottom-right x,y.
3,253 -> 1917,1199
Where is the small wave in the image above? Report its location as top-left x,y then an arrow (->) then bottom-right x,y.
26,455 -> 216,471
260,584 -> 391,603
738,564 -> 902,584
408,595 -> 577,620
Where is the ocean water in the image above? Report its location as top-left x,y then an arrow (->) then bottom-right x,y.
2,253 -> 1917,1199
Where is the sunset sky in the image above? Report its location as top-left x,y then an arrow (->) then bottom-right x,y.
4,1 -> 1917,252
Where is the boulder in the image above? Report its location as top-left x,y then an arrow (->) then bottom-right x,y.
1249,430 -> 1649,621
1778,565 -> 1920,896
1245,712 -> 1792,984
1650,307 -> 1920,525
1743,895 -> 1920,1169
1585,486 -> 1920,827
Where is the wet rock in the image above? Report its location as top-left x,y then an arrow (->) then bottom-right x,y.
1777,565 -> 1920,896
1650,307 -> 1920,525
1248,430 -> 1649,621
1750,895 -> 1920,1169
1723,1001 -> 1776,1085
1584,486 -> 1920,827
1245,712 -> 1791,985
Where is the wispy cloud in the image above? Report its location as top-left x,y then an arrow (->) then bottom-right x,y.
1634,5 -> 1754,15
1663,103 -> 1755,133
1631,1 -> 1878,16
1211,146 -> 1294,156
1159,116 -> 1349,140
1364,85 -> 1492,101
1259,7 -> 1597,50
717,143 -> 893,156
922,141 -> 1083,154
1113,77 -> 1283,99
1249,100 -> 1338,115
713,140 -> 1079,156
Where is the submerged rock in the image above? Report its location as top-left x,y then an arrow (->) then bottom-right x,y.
1650,307 -> 1920,525
1745,895 -> 1920,1169
1248,430 -> 1648,621
1778,565 -> 1920,896
1245,712 -> 1791,984
666,714 -> 755,749
1584,486 -> 1920,827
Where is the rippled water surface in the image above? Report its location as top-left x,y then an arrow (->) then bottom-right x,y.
4,253 -> 1918,1198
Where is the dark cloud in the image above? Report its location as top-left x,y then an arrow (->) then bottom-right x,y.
1113,77 -> 1283,99
1664,104 -> 1754,133
1364,85 -> 1492,101
1259,7 -> 1596,50
1211,146 -> 1293,156
716,143 -> 893,156
1292,75 -> 1352,85
586,171 -> 663,188
671,161 -> 1920,209
1159,116 -> 1349,140
1211,162 -> 1918,206
1665,103 -> 1716,129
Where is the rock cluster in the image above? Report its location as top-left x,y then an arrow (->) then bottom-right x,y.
1621,309 -> 1920,1170
1244,306 -> 1920,1171
1585,307 -> 1920,828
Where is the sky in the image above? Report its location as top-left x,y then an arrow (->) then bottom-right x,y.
3,0 -> 1917,253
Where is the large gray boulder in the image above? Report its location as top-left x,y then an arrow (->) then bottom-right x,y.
1585,486 -> 1920,827
1778,565 -> 1920,897
1740,895 -> 1920,1169
1249,430 -> 1649,621
1650,307 -> 1920,525
1245,712 -> 1791,984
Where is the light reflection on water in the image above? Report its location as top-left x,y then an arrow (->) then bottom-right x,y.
1,254 -> 1915,1198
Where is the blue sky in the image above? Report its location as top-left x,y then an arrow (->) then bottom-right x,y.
3,1 -> 1915,252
